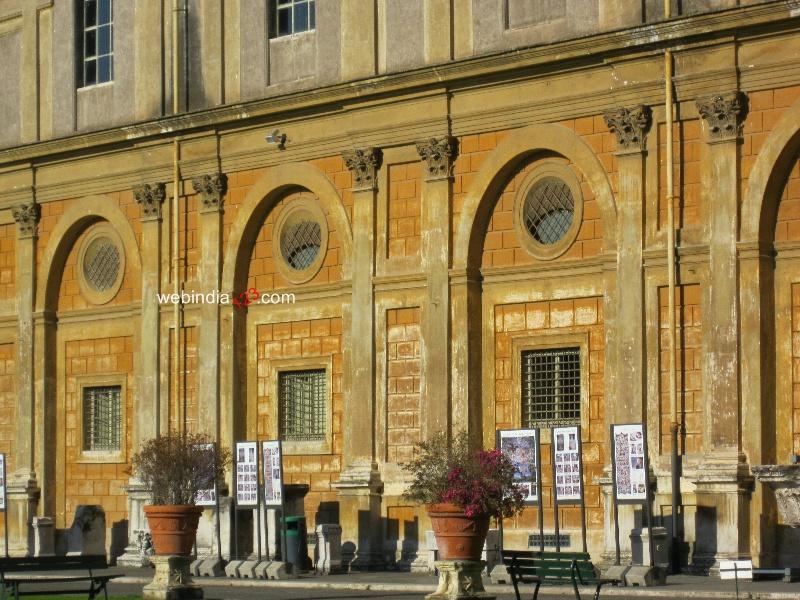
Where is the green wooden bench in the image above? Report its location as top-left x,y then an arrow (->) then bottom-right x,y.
503,549 -> 621,600
0,555 -> 120,600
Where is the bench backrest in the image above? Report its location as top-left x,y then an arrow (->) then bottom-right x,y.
503,550 -> 597,582
0,555 -> 108,573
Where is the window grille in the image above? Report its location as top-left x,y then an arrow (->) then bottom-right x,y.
83,238 -> 121,291
280,220 -> 321,270
275,0 -> 316,37
528,533 -> 571,549
521,348 -> 580,427
80,0 -> 114,86
278,369 -> 326,441
523,176 -> 574,245
83,385 -> 122,452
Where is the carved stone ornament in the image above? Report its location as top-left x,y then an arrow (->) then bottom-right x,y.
12,202 -> 41,238
343,147 -> 382,190
603,105 -> 652,153
192,172 -> 228,212
416,137 -> 457,180
696,92 -> 747,142
134,183 -> 166,221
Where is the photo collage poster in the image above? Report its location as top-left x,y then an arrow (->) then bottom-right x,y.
261,440 -> 284,507
235,441 -> 259,506
552,425 -> 582,503
0,453 -> 5,511
612,423 -> 647,502
194,443 -> 217,506
499,429 -> 539,503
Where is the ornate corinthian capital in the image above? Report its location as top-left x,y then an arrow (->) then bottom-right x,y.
603,105 -> 652,153
134,183 -> 166,221
343,147 -> 382,191
696,92 -> 747,142
416,137 -> 457,180
12,202 -> 41,238
192,173 -> 227,212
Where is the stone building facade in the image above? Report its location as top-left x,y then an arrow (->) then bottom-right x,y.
0,0 -> 799,571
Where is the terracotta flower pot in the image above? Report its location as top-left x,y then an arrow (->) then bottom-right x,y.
426,503 -> 490,560
143,505 -> 203,556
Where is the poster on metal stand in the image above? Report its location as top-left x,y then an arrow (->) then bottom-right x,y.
194,442 -> 223,559
261,440 -> 285,561
0,453 -> 7,558
497,428 -> 542,554
552,425 -> 587,553
235,441 -> 259,560
610,423 -> 655,566
261,440 -> 287,564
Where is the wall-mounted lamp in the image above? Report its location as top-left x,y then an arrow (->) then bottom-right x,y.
265,129 -> 287,150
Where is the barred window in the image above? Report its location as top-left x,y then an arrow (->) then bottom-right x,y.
83,385 -> 122,452
274,0 -> 316,37
521,348 -> 580,427
79,0 -> 114,87
278,369 -> 326,441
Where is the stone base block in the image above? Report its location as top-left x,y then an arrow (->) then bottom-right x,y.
625,565 -> 667,586
224,560 -> 245,577
603,564 -> 630,583
254,560 -> 272,579
426,560 -> 495,600
489,564 -> 510,585
237,560 -> 259,578
142,556 -> 203,600
266,561 -> 296,580
198,556 -> 226,577
189,558 -> 203,576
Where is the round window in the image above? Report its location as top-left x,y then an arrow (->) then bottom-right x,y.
513,162 -> 584,261
76,223 -> 126,305
272,195 -> 329,284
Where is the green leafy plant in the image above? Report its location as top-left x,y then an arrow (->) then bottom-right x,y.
402,431 -> 525,518
128,432 -> 231,505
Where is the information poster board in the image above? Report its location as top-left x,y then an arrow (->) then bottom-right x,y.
0,453 -> 6,511
261,440 -> 284,506
498,429 -> 540,503
552,426 -> 582,503
611,423 -> 648,502
235,441 -> 259,506
194,443 -> 217,506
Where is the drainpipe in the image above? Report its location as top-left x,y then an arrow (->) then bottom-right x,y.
664,0 -> 682,575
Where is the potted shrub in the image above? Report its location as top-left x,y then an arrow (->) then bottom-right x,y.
129,432 -> 230,556
403,431 -> 525,561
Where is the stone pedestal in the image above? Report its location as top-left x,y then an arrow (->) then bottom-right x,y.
752,464 -> 800,568
6,474 -> 39,556
316,523 -> 342,574
426,560 -> 495,600
143,556 -> 203,600
332,466 -> 384,570
117,480 -> 153,567
32,517 -> 54,557
66,505 -> 105,555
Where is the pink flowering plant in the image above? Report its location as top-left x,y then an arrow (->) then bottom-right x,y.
402,432 -> 525,519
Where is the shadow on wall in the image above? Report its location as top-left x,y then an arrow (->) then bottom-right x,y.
110,519 -> 128,564
692,505 -> 717,574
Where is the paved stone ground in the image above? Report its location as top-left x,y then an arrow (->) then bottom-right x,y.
103,568 -> 800,599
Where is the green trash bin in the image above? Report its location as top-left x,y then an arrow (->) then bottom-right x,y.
281,515 -> 310,572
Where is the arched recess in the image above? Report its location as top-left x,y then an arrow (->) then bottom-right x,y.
453,123 -> 617,271
36,197 -> 143,312
221,162 -> 353,293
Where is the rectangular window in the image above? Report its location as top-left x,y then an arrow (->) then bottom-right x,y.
521,347 -> 580,427
278,369 -> 326,441
274,0 -> 315,37
83,385 -> 122,452
80,0 -> 114,87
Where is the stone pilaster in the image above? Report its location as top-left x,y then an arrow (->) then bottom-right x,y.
450,270 -> 483,446
417,137 -> 455,439
336,147 -> 383,569
693,92 -> 752,571
603,105 -> 651,422
10,200 -> 41,555
193,173 -> 227,440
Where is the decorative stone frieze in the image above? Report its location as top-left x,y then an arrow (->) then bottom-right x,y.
134,182 -> 166,221
192,173 -> 228,212
696,92 -> 747,142
416,136 -> 457,180
343,147 -> 381,191
12,202 -> 41,238
603,105 -> 652,154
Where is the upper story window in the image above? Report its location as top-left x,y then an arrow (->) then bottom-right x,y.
80,0 -> 114,87
275,0 -> 315,37
521,347 -> 580,427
